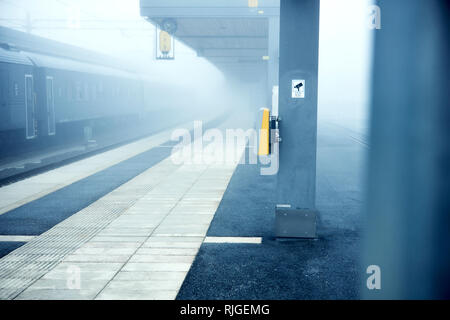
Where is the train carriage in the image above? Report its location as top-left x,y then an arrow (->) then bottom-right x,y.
0,45 -> 147,154
24,52 -> 143,140
0,26 -> 206,157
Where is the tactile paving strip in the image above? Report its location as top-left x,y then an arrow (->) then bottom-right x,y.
0,159 -> 179,300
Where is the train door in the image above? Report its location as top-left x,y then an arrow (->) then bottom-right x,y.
46,76 -> 56,135
24,74 -> 36,139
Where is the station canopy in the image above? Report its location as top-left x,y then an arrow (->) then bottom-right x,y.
140,0 -> 280,80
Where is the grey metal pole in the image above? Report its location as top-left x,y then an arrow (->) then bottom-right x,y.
363,0 -> 450,299
274,0 -> 320,238
276,0 -> 320,208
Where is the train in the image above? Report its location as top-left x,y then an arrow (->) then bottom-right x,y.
0,31 -> 198,156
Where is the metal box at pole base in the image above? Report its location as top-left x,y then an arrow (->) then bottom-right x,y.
275,206 -> 317,238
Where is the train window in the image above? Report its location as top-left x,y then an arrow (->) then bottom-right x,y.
76,81 -> 82,101
67,82 -> 72,101
98,82 -> 103,98
92,84 -> 97,100
84,83 -> 89,101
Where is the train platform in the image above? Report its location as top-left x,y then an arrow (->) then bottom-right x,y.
0,116 -> 366,300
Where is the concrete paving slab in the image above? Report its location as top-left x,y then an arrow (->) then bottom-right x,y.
121,263 -> 193,272
128,255 -> 195,263
89,236 -> 147,243
26,278 -> 108,291
95,289 -> 177,300
78,242 -> 141,249
50,262 -> 124,273
135,248 -> 198,256
16,288 -> 101,300
42,270 -> 117,281
105,280 -> 181,291
141,242 -> 203,249
114,271 -> 187,282
63,254 -> 131,263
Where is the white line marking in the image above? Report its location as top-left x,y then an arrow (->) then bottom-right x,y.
203,237 -> 262,244
0,236 -> 36,242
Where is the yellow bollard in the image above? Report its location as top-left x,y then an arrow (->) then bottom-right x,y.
258,108 -> 270,156
248,0 -> 258,8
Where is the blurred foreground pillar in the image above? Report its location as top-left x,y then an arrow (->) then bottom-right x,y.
363,0 -> 450,299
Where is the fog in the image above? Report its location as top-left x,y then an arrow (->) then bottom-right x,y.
0,0 -> 373,128
318,0 -> 373,135
0,0 -> 227,118
2,1 -> 449,300
0,0 -> 374,162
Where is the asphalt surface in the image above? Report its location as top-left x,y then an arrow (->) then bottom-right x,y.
207,151 -> 277,238
0,242 -> 25,258
177,122 -> 366,299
